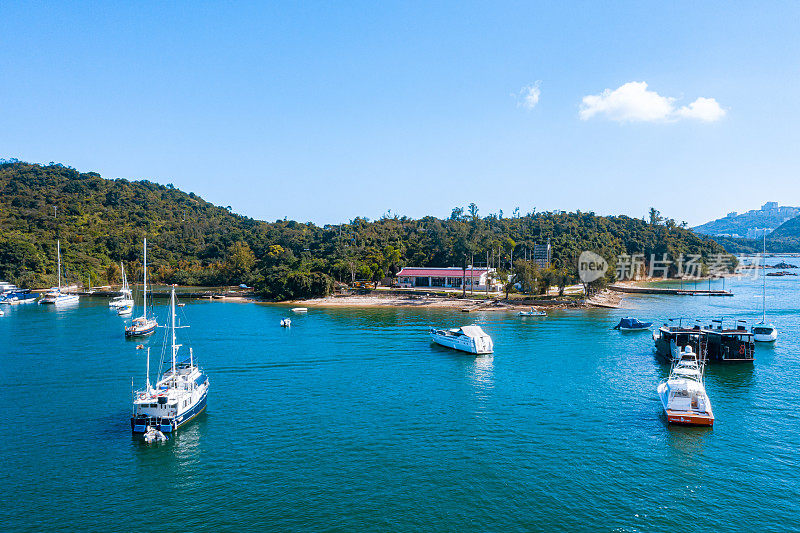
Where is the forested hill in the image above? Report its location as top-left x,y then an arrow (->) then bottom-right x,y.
0,160 -> 730,299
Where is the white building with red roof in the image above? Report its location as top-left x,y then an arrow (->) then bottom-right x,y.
395,266 -> 498,291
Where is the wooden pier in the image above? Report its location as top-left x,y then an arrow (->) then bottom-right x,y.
609,285 -> 733,297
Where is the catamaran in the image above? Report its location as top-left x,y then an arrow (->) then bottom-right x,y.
657,345 -> 714,426
752,235 -> 778,342
130,286 -> 210,435
430,325 -> 494,354
39,240 -> 80,305
125,239 -> 158,337
110,262 -> 134,309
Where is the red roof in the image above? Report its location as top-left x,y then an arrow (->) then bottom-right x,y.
396,267 -> 488,277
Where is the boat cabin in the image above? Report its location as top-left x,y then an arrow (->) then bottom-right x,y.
654,324 -> 704,362
701,326 -> 754,362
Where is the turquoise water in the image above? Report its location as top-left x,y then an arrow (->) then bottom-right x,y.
1,266 -> 798,531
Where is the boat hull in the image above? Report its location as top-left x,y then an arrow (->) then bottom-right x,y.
125,323 -> 157,337
131,390 -> 208,433
39,294 -> 80,305
658,383 -> 714,426
430,330 -> 493,354
664,409 -> 714,426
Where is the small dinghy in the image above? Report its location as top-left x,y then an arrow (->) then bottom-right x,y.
143,425 -> 168,444
291,307 -> 308,313
430,325 -> 493,354
518,307 -> 546,317
281,318 -> 291,327
614,317 -> 653,331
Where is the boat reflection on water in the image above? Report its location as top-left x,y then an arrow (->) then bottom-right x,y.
470,355 -> 495,390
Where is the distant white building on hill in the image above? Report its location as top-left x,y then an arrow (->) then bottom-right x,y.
396,267 -> 499,291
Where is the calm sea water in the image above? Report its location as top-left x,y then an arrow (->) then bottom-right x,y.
1,264 -> 799,532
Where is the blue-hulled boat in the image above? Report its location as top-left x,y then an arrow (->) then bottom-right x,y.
130,286 -> 209,435
614,317 -> 653,331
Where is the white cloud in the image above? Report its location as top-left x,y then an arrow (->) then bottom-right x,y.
579,81 -> 725,123
675,97 -> 726,122
518,82 -> 541,110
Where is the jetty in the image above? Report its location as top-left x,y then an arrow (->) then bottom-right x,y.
609,285 -> 733,297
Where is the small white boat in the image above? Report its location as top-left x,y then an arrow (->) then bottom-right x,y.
752,323 -> 777,342
430,325 -> 493,354
110,262 -> 134,309
0,309 -> 4,316
39,242 -> 80,306
518,307 -> 546,317
657,346 -> 714,426
752,236 -> 778,342
291,307 -> 308,313
118,303 -> 133,316
281,318 -> 291,327
124,239 -> 158,338
143,425 -> 168,444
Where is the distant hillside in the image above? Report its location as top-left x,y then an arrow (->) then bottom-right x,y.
1,160 -> 732,298
693,202 -> 800,238
701,215 -> 800,254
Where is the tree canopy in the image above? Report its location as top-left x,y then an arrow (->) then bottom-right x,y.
0,160 -> 731,299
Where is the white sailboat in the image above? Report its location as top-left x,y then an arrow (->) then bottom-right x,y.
110,262 -> 134,309
125,238 -> 158,337
130,286 -> 210,435
752,234 -> 778,342
39,240 -> 80,305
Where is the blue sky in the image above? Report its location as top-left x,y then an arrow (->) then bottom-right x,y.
2,2 -> 799,226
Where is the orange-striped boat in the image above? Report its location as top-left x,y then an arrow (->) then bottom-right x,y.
657,346 -> 714,427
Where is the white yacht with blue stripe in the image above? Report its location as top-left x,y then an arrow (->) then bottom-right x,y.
131,286 -> 209,435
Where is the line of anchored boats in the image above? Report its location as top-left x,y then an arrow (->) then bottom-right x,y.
430,314 -> 777,429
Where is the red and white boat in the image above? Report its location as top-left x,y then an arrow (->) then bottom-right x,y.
657,346 -> 714,426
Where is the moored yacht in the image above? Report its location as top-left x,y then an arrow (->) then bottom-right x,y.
38,241 -> 79,306
614,317 -> 653,331
109,262 -> 134,309
0,288 -> 38,305
752,235 -> 778,342
131,286 -> 209,435
430,325 -> 493,354
657,346 -> 714,426
125,239 -> 158,337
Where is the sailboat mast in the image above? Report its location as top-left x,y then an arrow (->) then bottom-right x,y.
762,233 -> 767,323
171,286 -> 176,375
142,238 -> 147,319
57,240 -> 61,290
146,347 -> 151,393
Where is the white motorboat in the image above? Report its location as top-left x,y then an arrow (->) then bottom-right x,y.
429,325 -> 493,354
657,346 -> 714,426
281,318 -> 291,327
125,238 -> 158,337
291,307 -> 308,313
38,241 -> 80,306
0,308 -> 4,316
518,307 -> 546,317
118,303 -> 133,316
752,235 -> 778,342
109,262 -> 134,309
131,286 -> 209,435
